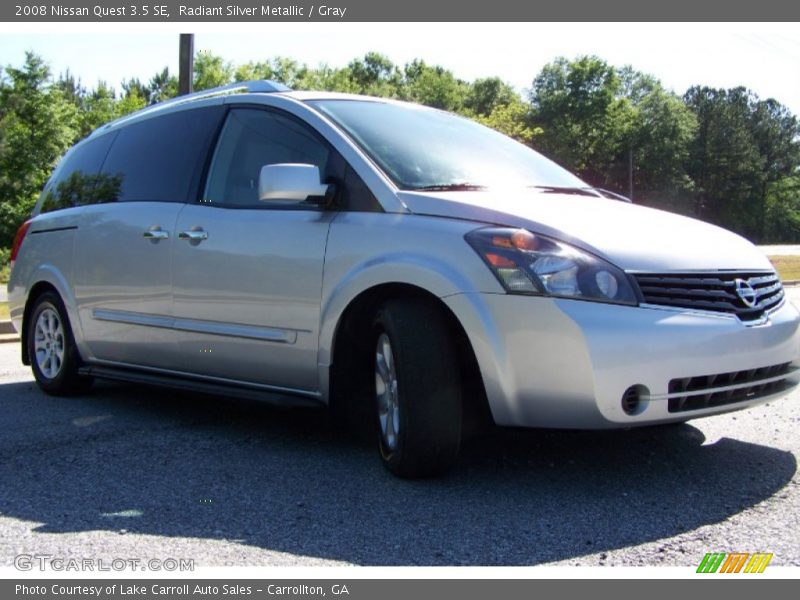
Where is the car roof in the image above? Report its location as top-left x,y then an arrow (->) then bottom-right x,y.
84,82 -> 401,142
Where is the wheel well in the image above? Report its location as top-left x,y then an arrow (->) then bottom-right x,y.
20,281 -> 59,366
330,283 -> 494,434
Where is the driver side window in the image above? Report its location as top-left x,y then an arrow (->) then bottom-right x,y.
204,108 -> 330,207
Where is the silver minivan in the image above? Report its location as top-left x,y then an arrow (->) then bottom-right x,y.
8,81 -> 800,477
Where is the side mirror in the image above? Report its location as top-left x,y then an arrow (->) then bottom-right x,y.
258,164 -> 331,203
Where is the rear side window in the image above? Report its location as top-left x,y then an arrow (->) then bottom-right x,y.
39,133 -> 117,214
100,105 -> 225,203
204,108 -> 330,207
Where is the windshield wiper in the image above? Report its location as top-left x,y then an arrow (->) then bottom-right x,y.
409,183 -> 487,192
410,183 -> 632,202
532,185 -> 602,197
532,185 -> 632,202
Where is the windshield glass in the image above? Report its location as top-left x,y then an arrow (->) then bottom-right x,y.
309,99 -> 587,191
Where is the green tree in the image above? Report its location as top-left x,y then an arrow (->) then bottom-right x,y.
116,87 -> 147,116
764,176 -> 800,243
78,81 -> 117,138
193,52 -> 233,91
346,52 -> 402,97
683,86 -> 800,240
750,99 -> 800,239
148,67 -> 178,102
234,60 -> 274,83
464,77 -> 517,116
684,87 -> 758,230
54,69 -> 86,108
121,77 -> 152,104
531,57 -> 697,199
313,64 -> 360,93
0,52 -> 78,246
620,69 -> 697,194
402,60 -> 468,111
234,56 -> 323,90
530,56 -> 631,186
470,96 -> 541,144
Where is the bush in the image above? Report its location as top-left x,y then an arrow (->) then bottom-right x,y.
764,177 -> 800,244
0,247 -> 10,284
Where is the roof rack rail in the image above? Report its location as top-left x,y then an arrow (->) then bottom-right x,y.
162,80 -> 292,106
90,80 -> 292,138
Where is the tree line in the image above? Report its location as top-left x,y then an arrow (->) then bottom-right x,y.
1,50 -> 799,251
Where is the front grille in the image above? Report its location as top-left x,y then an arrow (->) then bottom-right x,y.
633,271 -> 784,322
668,363 -> 794,413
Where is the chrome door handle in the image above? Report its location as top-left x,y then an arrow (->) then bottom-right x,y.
178,229 -> 208,242
143,229 -> 169,240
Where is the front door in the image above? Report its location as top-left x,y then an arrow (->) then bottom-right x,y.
170,107 -> 336,393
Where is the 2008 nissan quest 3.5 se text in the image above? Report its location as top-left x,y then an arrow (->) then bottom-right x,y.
7,81 -> 800,477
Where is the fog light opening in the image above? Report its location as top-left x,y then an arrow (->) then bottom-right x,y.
621,385 -> 649,416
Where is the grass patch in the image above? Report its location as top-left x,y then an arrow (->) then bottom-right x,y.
768,255 -> 800,282
0,303 -> 9,321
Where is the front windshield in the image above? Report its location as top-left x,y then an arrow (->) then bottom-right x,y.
309,99 -> 588,191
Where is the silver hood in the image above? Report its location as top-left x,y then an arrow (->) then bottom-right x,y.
397,190 -> 773,273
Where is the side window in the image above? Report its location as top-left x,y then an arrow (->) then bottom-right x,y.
204,108 -> 331,207
342,165 -> 382,212
39,133 -> 117,214
322,151 -> 381,212
100,105 -> 225,203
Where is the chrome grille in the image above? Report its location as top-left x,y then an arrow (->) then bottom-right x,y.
633,271 -> 784,321
668,363 -> 795,413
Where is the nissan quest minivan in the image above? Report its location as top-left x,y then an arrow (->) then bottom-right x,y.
7,81 -> 800,477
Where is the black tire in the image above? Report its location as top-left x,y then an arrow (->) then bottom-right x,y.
27,292 -> 92,396
371,298 -> 462,478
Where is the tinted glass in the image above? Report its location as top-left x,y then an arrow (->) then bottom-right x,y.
39,133 -> 118,214
100,105 -> 225,202
204,108 -> 330,207
341,166 -> 381,212
310,100 -> 587,192
323,151 -> 381,212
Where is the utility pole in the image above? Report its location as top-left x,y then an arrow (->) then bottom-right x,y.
179,34 -> 194,96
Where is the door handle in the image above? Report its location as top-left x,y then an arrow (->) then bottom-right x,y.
178,229 -> 208,242
143,228 -> 169,241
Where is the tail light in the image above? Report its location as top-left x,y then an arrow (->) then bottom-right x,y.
9,219 -> 32,272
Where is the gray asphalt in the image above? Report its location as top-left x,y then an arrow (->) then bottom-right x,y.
1,297 -> 799,568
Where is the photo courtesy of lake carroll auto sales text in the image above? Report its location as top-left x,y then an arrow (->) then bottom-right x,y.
15,584 -> 352,596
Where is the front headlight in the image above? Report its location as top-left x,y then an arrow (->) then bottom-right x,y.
466,227 -> 639,305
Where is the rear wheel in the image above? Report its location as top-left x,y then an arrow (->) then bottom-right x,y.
372,298 -> 462,478
27,292 -> 92,395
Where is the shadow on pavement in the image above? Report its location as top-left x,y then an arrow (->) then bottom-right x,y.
0,379 -> 795,565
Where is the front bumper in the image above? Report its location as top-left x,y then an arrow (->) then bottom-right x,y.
444,292 -> 800,429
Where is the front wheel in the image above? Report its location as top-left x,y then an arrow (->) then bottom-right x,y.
372,298 -> 462,478
27,292 -> 92,396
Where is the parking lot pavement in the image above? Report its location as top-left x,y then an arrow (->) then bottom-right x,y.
0,297 -> 799,567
